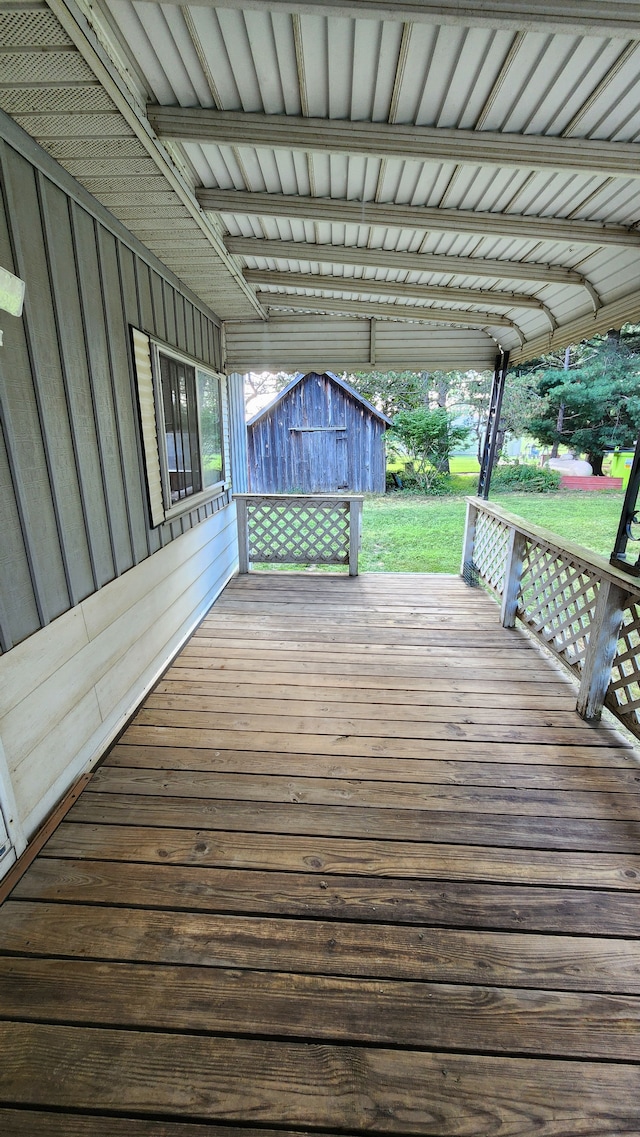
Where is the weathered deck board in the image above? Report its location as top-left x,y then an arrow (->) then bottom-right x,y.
1,957 -> 639,1060
106,744 -> 640,791
2,1022 -> 640,1133
87,766 -> 640,817
14,858 -> 640,935
1,571 -> 640,1135
37,820 -> 640,885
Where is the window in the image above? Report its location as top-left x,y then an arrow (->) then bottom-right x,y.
159,353 -> 201,504
132,328 -> 227,527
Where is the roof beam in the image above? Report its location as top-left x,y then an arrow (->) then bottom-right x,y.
255,290 -> 518,331
226,236 -> 588,288
151,107 -> 640,180
144,1 -> 640,38
245,268 -> 546,310
198,187 -> 640,248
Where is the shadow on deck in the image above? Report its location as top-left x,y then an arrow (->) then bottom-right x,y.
1,571 -> 640,1134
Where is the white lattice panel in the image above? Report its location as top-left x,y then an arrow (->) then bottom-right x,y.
472,512 -> 511,595
607,601 -> 640,738
248,499 -> 350,564
517,540 -> 599,674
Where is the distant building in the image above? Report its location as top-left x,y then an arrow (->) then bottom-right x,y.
247,371 -> 392,494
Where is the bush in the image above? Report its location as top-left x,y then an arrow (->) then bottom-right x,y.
386,469 -> 472,496
491,463 -> 561,493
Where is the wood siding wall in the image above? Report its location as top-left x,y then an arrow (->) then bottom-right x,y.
0,115 -> 225,654
0,113 -> 241,857
248,373 -> 386,494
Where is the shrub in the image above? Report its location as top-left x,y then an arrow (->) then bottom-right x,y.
385,469 -> 471,496
491,463 -> 561,493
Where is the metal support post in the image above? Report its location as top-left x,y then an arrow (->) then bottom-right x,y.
610,441 -> 640,576
477,350 -> 510,500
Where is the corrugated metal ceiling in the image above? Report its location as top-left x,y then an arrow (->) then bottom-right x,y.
3,0 -> 640,366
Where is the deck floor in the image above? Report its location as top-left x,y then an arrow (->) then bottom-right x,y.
1,572 -> 640,1134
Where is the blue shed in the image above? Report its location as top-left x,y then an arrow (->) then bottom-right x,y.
247,371 -> 392,494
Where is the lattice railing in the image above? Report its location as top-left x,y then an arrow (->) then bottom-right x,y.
463,497 -> 640,737
471,510 -> 511,595
235,494 -> 363,576
517,541 -> 600,677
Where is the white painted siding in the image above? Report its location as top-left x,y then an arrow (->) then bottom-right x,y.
0,504 -> 238,847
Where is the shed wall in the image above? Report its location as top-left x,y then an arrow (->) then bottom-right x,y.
248,373 -> 386,493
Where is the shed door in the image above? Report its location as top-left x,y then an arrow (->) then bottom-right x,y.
292,427 -> 348,492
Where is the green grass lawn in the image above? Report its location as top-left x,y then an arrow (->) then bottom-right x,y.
360,490 -> 625,573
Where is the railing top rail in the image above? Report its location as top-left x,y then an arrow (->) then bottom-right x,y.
467,495 -> 640,599
234,493 -> 365,502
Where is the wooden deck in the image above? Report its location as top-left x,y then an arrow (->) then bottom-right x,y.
1,571 -> 640,1134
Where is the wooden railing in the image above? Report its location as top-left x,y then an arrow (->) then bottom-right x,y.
462,496 -> 640,736
235,493 -> 363,576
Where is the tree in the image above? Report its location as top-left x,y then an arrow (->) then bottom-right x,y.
244,371 -> 293,417
527,336 -> 640,474
390,407 -> 470,491
345,370 -> 430,417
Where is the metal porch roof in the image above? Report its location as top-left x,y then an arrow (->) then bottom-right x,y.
3,0 -> 640,368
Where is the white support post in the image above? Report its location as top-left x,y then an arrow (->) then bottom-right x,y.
500,528 -> 527,627
577,580 -> 628,720
349,498 -> 363,577
460,500 -> 478,579
236,496 -> 250,574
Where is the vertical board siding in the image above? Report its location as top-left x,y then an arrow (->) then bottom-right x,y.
72,204 -> 133,579
0,145 -> 69,624
40,179 -> 115,589
135,260 -> 155,335
0,427 -> 37,650
0,126 -> 225,655
96,230 -> 147,567
248,373 -> 387,494
150,271 -> 166,343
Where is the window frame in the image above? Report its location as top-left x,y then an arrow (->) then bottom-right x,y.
150,340 -> 227,522
132,327 -> 229,528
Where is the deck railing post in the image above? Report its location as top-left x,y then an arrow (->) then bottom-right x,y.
460,500 -> 478,581
349,498 -> 363,576
500,527 -> 527,628
236,495 -> 249,574
577,579 -> 627,720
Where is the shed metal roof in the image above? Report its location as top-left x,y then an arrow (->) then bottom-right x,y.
3,0 -> 640,368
